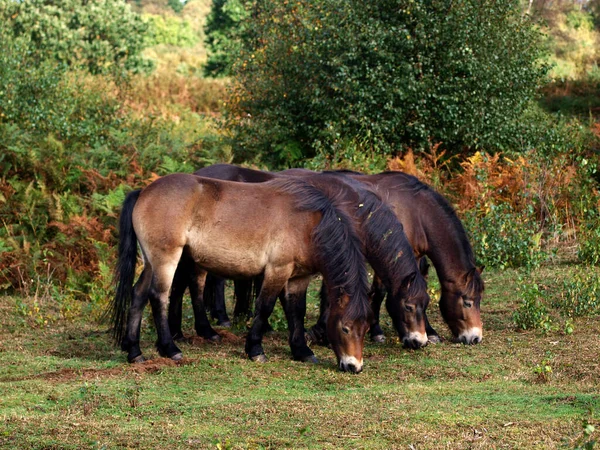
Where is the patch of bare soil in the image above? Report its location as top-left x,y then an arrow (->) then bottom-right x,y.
187,330 -> 244,346
2,357 -> 196,383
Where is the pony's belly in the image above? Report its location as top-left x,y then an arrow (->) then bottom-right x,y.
191,246 -> 267,279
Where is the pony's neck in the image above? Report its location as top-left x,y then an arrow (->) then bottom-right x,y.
423,214 -> 476,285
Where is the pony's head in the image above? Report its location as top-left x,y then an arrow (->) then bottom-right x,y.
389,271 -> 430,349
326,290 -> 372,373
440,266 -> 484,344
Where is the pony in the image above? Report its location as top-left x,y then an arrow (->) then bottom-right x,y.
168,166 -> 431,349
347,171 -> 484,344
108,173 -> 372,372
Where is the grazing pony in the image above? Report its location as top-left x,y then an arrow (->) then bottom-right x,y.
108,173 -> 371,372
350,172 -> 484,344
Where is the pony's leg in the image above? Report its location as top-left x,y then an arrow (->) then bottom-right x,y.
416,257 -> 440,343
233,278 -> 253,321
168,259 -> 190,341
425,311 -> 442,343
122,266 -> 152,363
369,276 -> 386,343
245,270 -> 290,362
148,259 -> 183,360
190,268 -> 221,341
209,276 -> 231,327
306,281 -> 329,346
279,277 -> 316,363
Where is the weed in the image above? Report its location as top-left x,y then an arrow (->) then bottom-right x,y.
79,381 -> 101,416
124,381 -> 142,409
534,352 -> 554,383
554,272 -> 600,318
513,282 -> 553,332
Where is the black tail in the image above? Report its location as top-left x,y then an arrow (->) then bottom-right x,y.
107,189 -> 141,344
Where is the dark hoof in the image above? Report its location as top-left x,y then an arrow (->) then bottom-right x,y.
371,334 -> 386,343
251,354 -> 268,363
301,355 -> 319,364
170,352 -> 184,361
129,354 -> 146,364
217,320 -> 232,328
428,335 -> 442,344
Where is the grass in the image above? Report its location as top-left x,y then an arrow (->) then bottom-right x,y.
0,266 -> 599,449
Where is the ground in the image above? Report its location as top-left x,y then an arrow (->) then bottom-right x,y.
0,266 -> 598,449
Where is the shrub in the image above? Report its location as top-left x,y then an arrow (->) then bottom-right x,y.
145,15 -> 198,47
1,0 -> 152,75
228,0 -> 547,167
463,203 -> 547,270
553,271 -> 600,318
513,283 -> 553,331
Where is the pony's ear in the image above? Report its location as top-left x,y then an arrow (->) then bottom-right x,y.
401,272 -> 417,290
477,265 -> 485,274
337,288 -> 350,308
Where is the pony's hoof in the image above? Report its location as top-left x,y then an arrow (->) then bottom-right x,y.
129,354 -> 145,364
301,355 -> 319,364
428,335 -> 442,344
170,352 -> 184,361
217,320 -> 232,328
251,354 -> 268,363
208,333 -> 222,343
371,334 -> 386,343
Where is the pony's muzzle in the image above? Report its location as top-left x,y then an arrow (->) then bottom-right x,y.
402,331 -> 428,349
339,356 -> 363,373
456,327 -> 483,345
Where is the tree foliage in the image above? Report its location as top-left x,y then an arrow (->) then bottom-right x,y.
0,0 -> 151,75
204,0 -> 251,77
228,0 -> 548,167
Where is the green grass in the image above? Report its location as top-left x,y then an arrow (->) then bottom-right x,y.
0,267 -> 599,449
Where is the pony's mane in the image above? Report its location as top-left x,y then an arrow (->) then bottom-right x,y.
379,171 -> 479,271
268,178 -> 371,322
334,175 -> 425,298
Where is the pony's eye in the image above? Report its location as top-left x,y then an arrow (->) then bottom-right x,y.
404,304 -> 415,313
342,326 -> 350,335
463,299 -> 473,308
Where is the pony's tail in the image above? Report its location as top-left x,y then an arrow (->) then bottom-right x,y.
107,189 -> 141,344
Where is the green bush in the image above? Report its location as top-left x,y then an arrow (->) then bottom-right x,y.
203,0 -> 250,77
464,203 -> 548,270
229,0 -> 547,167
513,283 -> 553,331
553,272 -> 600,318
1,0 -> 152,75
145,15 -> 198,48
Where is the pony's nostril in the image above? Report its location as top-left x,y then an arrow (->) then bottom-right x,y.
472,336 -> 482,344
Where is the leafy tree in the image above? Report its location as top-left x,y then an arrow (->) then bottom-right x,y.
0,0 -> 151,75
229,0 -> 549,167
203,0 -> 250,77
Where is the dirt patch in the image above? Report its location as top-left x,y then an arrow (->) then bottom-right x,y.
1,357 -> 196,383
187,330 -> 244,346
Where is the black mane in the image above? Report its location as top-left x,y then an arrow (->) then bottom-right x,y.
337,175 -> 426,298
268,178 -> 371,322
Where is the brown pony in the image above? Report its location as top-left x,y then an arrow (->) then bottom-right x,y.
349,172 -> 484,344
108,173 -> 371,372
